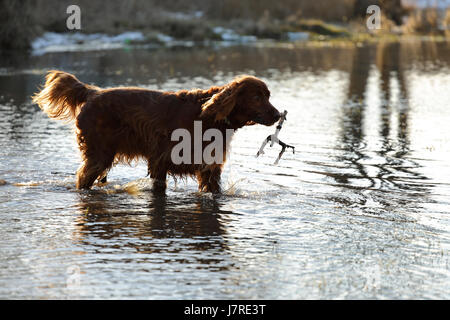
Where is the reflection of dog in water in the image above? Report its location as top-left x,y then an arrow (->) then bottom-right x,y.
75,192 -> 230,242
33,71 -> 281,193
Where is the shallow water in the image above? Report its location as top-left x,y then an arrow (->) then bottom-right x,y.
0,40 -> 449,299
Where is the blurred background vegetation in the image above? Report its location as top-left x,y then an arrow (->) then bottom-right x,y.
1,0 -> 449,50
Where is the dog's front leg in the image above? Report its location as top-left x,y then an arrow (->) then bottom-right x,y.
197,165 -> 222,194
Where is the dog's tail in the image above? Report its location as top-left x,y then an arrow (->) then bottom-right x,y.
32,70 -> 99,121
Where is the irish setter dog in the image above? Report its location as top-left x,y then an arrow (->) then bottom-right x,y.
33,71 -> 280,193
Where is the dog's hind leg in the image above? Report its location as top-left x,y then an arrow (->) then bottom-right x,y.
97,169 -> 109,184
148,163 -> 167,194
76,155 -> 114,190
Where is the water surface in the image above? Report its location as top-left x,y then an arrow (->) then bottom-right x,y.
0,40 -> 449,299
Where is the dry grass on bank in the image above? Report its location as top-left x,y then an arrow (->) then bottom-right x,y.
403,8 -> 450,35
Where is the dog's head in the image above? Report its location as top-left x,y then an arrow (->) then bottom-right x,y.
200,75 -> 281,127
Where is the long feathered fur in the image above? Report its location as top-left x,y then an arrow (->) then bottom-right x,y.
32,70 -> 99,121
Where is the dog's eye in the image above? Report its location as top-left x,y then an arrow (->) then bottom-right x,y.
253,95 -> 261,101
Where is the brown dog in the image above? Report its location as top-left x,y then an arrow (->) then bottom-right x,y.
33,71 -> 280,193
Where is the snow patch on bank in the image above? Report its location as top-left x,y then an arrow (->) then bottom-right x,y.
212,27 -> 257,43
31,26 -> 310,55
31,31 -> 147,55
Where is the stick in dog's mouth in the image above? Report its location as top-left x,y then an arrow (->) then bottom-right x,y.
256,110 -> 295,164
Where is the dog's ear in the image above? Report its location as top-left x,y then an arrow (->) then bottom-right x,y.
200,83 -> 242,122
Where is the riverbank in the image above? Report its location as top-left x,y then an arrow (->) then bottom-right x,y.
26,24 -> 449,57
1,1 -> 449,52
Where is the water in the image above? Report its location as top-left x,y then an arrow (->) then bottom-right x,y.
0,40 -> 449,299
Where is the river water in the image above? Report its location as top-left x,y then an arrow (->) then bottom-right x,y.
0,40 -> 449,299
